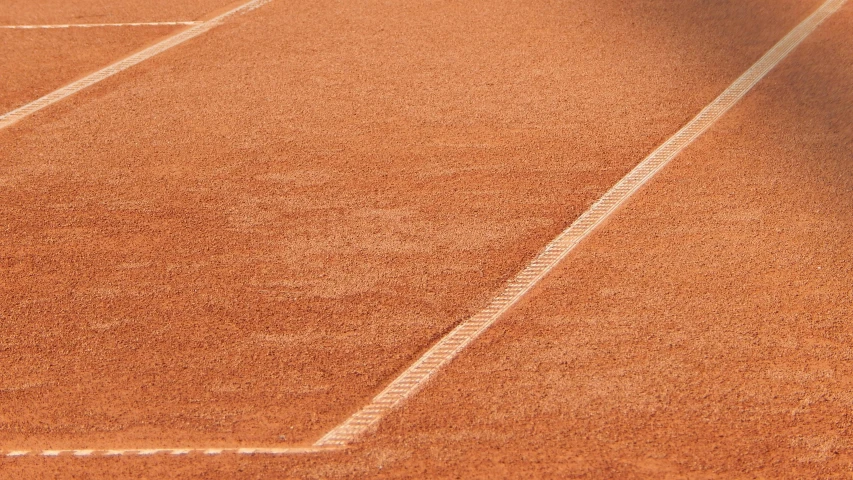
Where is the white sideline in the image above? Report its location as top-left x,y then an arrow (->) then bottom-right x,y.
314,0 -> 848,447
0,0 -> 272,130
0,0 -> 846,459
0,22 -> 200,29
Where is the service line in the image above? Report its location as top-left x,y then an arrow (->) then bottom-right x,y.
0,22 -> 200,29
0,0 -> 272,130
314,0 -> 848,447
1,0 -> 846,460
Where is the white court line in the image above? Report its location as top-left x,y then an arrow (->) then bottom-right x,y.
0,0 -> 273,130
0,447 -> 338,457
0,22 -> 200,29
0,0 -> 846,460
314,0 -> 848,447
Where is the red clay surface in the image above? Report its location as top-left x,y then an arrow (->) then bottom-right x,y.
2,0 -> 851,477
0,0 -> 820,449
0,0 -> 238,25
349,6 -> 853,477
0,27 -> 178,112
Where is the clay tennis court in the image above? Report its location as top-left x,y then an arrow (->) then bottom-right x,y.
1,0 -> 851,477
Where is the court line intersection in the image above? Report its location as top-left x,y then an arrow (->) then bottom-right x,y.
0,0 -> 272,130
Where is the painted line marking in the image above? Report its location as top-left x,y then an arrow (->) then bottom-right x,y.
0,0 -> 845,460
1,447 -> 338,457
0,0 -> 273,131
314,0 -> 848,447
0,22 -> 200,29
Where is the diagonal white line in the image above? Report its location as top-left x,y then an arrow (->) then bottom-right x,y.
314,0 -> 848,447
0,0 -> 273,130
0,22 -> 200,29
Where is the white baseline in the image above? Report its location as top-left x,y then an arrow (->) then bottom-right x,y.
0,22 -> 200,29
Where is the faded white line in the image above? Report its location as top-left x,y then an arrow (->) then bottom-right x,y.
0,22 -> 200,29
1,447 -> 338,457
314,0 -> 848,447
0,0 -> 272,130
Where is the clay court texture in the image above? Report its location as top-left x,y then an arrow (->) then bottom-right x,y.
1,0 -> 852,477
